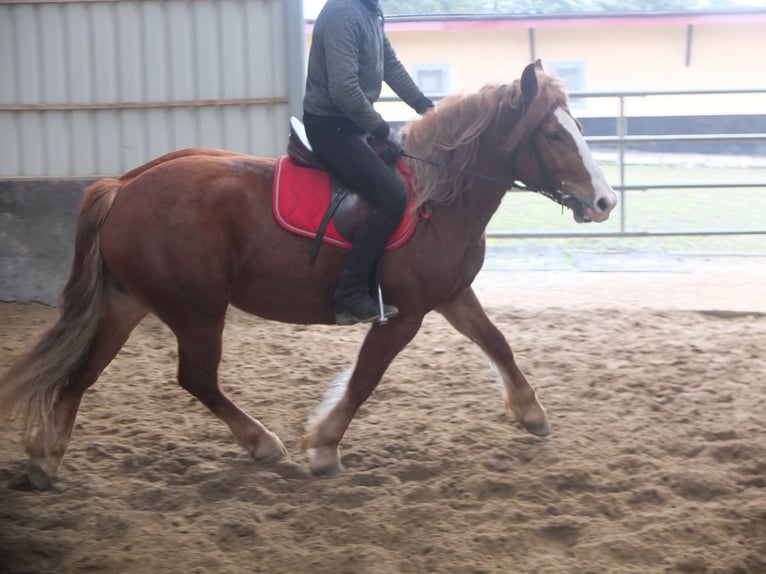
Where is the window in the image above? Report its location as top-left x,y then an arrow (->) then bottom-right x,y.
410,64 -> 450,98
545,61 -> 586,109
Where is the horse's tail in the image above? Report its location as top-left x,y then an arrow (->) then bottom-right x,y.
0,178 -> 121,439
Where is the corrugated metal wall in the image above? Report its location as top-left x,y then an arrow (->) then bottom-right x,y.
0,0 -> 305,178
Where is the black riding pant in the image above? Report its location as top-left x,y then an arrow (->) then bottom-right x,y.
302,112 -> 407,228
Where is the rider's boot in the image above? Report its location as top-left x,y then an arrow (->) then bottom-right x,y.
334,210 -> 399,325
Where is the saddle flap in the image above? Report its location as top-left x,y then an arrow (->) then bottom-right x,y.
272,156 -> 421,256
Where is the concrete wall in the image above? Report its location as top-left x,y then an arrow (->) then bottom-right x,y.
0,179 -> 94,305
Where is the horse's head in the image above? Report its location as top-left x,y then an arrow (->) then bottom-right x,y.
511,61 -> 617,223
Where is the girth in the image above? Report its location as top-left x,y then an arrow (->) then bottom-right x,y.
310,183 -> 349,264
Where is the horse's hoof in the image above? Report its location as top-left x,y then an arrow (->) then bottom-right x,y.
307,446 -> 343,477
522,419 -> 550,437
310,461 -> 345,478
253,445 -> 288,463
25,463 -> 55,490
251,435 -> 288,463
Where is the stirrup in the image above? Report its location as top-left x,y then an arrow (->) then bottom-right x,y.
334,285 -> 399,326
375,284 -> 394,325
335,305 -> 398,326
335,301 -> 399,325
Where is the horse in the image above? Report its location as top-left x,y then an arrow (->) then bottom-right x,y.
0,61 -> 617,489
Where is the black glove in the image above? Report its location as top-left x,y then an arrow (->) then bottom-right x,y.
383,129 -> 404,157
415,96 -> 435,115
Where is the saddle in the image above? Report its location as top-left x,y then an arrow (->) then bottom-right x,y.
273,117 -> 420,264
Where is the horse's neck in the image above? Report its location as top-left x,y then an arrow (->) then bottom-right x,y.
411,105 -> 518,239
453,144 -> 512,236
434,181 -> 507,244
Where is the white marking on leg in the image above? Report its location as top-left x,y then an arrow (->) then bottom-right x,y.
486,357 -> 509,403
306,366 -> 353,430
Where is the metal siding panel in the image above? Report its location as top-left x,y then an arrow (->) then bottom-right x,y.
0,114 -> 20,176
43,112 -> 71,175
65,4 -> 93,103
40,4 -> 68,104
15,5 -> 42,104
220,0 -> 246,99
284,0 -> 306,120
115,2 -> 144,101
141,2 -> 169,101
0,0 -> 299,177
275,106 -> 289,157
197,107 -> 224,150
222,106 -> 247,153
169,108 -> 197,150
193,1 -> 221,99
95,110 -> 121,174
0,7 -> 19,103
19,112 -> 45,175
145,109 -> 171,159
244,0 -> 275,98
270,1 -> 287,99
167,1 -> 195,100
91,3 -> 119,102
70,110 -> 96,175
121,109 -> 147,171
248,104 -> 283,158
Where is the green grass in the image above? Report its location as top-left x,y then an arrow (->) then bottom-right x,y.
488,161 -> 766,253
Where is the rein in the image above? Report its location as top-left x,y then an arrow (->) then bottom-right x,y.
400,148 -> 573,209
401,151 -> 527,191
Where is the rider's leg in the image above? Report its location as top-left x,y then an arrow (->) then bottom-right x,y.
303,114 -> 407,324
333,208 -> 400,324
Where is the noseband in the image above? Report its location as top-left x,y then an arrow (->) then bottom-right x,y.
515,132 -> 575,211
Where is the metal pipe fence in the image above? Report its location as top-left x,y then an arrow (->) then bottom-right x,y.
493,88 -> 766,239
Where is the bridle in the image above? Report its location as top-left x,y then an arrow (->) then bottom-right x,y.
400,105 -> 576,212
522,129 -> 576,211
401,136 -> 575,212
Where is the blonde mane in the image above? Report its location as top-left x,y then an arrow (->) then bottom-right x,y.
403,72 -> 569,208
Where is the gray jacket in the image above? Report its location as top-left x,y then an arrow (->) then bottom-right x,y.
303,0 -> 432,139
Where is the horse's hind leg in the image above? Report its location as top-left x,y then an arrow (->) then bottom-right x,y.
172,317 -> 286,462
437,287 -> 549,437
22,290 -> 147,489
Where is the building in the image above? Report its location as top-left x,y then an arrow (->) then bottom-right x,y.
308,9 -> 766,154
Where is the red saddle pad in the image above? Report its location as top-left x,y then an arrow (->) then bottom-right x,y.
272,156 -> 420,251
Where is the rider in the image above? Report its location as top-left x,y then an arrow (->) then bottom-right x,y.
303,0 -> 434,325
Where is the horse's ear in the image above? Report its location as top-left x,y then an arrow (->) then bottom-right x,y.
521,62 -> 539,103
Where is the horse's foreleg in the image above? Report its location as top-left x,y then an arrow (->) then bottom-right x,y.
302,317 -> 423,476
174,318 -> 286,463
22,292 -> 147,489
437,287 -> 549,437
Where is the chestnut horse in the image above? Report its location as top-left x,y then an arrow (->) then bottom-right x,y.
0,62 -> 616,489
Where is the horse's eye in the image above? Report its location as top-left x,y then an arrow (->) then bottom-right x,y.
546,132 -> 564,143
